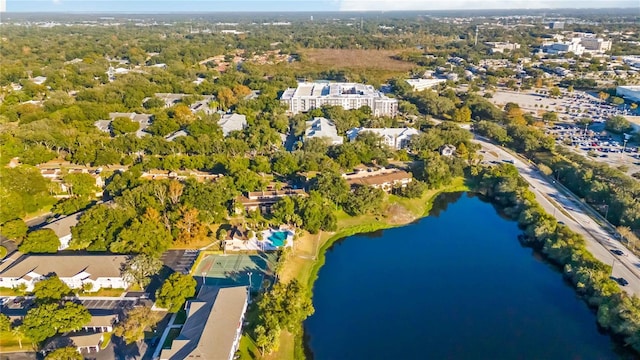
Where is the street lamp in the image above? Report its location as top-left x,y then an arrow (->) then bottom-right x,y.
201,272 -> 206,286
621,139 -> 628,160
247,271 -> 253,302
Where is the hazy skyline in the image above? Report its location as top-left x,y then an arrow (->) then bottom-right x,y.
4,0 -> 639,13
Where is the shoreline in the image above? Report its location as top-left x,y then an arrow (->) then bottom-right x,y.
271,178 -> 470,360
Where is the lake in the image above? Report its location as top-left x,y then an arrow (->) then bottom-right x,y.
304,192 -> 627,360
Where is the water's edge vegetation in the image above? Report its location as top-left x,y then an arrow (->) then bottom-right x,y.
293,166 -> 640,359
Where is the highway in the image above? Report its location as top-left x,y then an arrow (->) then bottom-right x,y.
474,136 -> 640,296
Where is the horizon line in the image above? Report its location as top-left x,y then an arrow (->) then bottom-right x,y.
2,7 -> 639,14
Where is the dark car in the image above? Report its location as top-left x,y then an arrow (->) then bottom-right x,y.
611,249 -> 625,256
616,278 -> 629,286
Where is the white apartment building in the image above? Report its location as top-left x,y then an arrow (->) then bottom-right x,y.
281,82 -> 398,117
578,35 -> 612,54
346,127 -> 419,150
542,38 -> 585,56
0,254 -> 130,292
404,78 -> 446,92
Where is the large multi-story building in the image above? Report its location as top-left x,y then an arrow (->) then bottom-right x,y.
542,38 -> 585,56
281,82 -> 398,116
578,35 -> 612,54
617,86 -> 640,102
485,42 -> 521,54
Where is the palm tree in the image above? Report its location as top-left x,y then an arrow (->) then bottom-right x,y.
11,326 -> 25,350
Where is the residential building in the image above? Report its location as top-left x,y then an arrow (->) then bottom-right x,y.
236,189 -> 306,214
218,113 -> 247,136
42,212 -> 83,250
160,286 -> 248,360
0,254 -> 130,292
485,42 -> 521,54
304,117 -> 343,145
94,112 -> 154,138
404,78 -> 446,91
346,127 -> 419,150
153,93 -> 215,114
281,82 -> 398,116
616,86 -> 640,102
45,332 -> 104,354
440,144 -> 457,157
84,311 -> 119,333
31,76 -> 47,85
342,168 -> 413,192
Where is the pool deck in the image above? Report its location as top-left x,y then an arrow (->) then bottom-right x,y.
224,229 -> 294,252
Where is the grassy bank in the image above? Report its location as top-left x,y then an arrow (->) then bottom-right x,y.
247,177 -> 469,360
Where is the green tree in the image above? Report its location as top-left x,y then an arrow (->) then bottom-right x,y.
22,302 -> 90,344
549,86 -> 562,98
0,219 -> 28,241
452,106 -> 472,122
114,306 -> 161,344
63,173 -> 98,197
110,208 -> 173,256
155,273 -> 197,313
343,186 -> 385,216
19,229 -> 60,253
32,276 -> 72,303
111,117 -> 140,135
605,115 -> 632,134
271,197 -> 300,226
121,254 -> 163,290
0,313 -> 10,332
312,172 -> 350,207
46,347 -> 83,360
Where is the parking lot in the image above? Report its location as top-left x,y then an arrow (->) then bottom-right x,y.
546,123 -> 640,175
160,249 -> 199,274
80,299 -> 137,310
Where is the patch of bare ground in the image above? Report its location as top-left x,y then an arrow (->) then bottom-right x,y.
300,48 -> 415,71
385,203 -> 416,225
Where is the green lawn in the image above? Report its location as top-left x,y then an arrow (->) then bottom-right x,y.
0,331 -> 33,352
80,288 -> 126,297
162,328 -> 182,349
0,287 -> 24,296
0,246 -> 7,260
100,332 -> 112,349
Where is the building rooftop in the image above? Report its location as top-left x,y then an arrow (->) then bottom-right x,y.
218,113 -> 247,136
305,117 -> 343,145
0,254 -> 129,281
42,212 -> 82,239
160,286 -> 248,360
344,169 -> 412,187
346,127 -> 419,142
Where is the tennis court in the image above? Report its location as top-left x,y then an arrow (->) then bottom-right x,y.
194,253 -> 277,292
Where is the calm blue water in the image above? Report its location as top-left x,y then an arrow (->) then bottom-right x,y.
305,193 -> 626,360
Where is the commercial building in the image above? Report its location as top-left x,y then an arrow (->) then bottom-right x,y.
616,86 -> 640,102
0,254 -> 130,292
304,117 -> 343,145
541,38 -> 585,56
404,78 -> 446,92
579,36 -> 612,54
281,82 -> 398,116
485,42 -> 521,54
346,127 -> 419,150
160,286 -> 248,360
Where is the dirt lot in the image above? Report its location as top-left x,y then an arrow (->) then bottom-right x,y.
300,48 -> 415,71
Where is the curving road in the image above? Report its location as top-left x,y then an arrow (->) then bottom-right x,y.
474,136 -> 640,296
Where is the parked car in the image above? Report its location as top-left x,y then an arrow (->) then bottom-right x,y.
616,278 -> 629,286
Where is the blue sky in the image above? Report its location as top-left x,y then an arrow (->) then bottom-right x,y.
5,0 -> 639,13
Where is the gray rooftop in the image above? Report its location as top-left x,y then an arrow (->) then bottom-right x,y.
0,254 -> 129,280
42,212 -> 82,239
160,286 -> 248,360
218,114 -> 247,137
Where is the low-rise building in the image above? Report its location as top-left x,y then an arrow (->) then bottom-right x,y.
94,112 -> 154,138
304,117 -> 343,145
218,113 -> 247,136
346,127 -> 419,150
42,212 -> 83,250
342,168 -> 413,192
404,78 -> 447,91
0,254 -> 130,292
485,42 -> 521,54
440,144 -> 457,157
236,189 -> 306,214
45,332 -> 104,354
160,286 -> 248,360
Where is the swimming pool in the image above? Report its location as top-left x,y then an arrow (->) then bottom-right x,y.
268,231 -> 289,247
